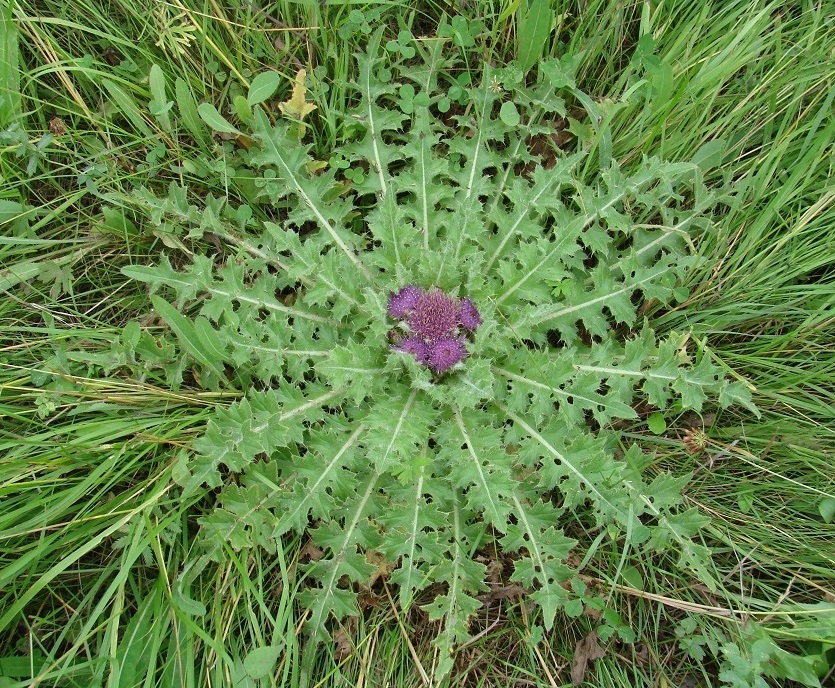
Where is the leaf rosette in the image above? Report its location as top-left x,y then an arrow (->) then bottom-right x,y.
123,29 -> 755,679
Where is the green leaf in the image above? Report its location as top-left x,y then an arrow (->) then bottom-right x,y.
172,578 -> 206,617
621,566 -> 643,590
499,100 -> 521,127
379,463 -> 448,609
347,28 -> 405,198
516,0 -> 553,76
0,655 -> 47,678
564,598 -> 583,617
233,94 -> 252,122
247,71 -> 282,106
302,475 -> 381,636
114,578 -> 162,687
441,410 -> 514,531
540,53 -> 578,90
318,339 -> 383,406
502,406 -> 631,525
692,138 -> 727,170
148,64 -> 172,131
0,259 -> 41,291
180,389 -> 304,494
150,296 -> 226,381
0,198 -> 30,227
647,412 -> 667,434
818,497 -> 835,524
0,2 -> 21,127
485,155 -> 584,272
719,379 -> 760,417
273,425 -> 366,536
251,109 -> 370,279
647,57 -> 673,114
103,78 -> 153,135
364,387 -> 434,473
421,497 -> 486,681
231,661 -> 257,688
502,496 -> 575,628
175,77 -> 207,143
197,102 -> 241,134
737,488 -> 754,514
243,645 -> 283,679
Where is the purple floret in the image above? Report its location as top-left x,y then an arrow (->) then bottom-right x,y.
395,336 -> 430,364
408,289 -> 459,342
428,337 -> 468,373
388,285 -> 423,319
459,298 -> 481,330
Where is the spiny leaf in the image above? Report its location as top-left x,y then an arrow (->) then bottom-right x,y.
301,475 -> 381,636
272,425 -> 367,536
501,406 -> 632,525
379,463 -> 450,609
421,497 -> 487,682
502,496 -> 575,629
347,27 -> 405,198
251,109 -> 370,279
364,387 -> 435,474
439,408 -> 514,532
484,156 -> 583,272
318,340 -> 384,406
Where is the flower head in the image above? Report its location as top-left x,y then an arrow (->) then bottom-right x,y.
388,285 -> 480,375
459,298 -> 481,330
388,285 -> 423,320
428,337 -> 468,373
395,336 -> 430,364
408,289 -> 459,342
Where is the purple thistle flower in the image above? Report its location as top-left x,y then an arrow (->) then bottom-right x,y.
408,289 -> 459,342
388,285 -> 480,374
388,285 -> 423,320
395,336 -> 430,364
428,337 -> 468,373
459,298 -> 481,330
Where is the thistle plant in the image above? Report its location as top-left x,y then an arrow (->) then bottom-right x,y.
123,31 -> 755,678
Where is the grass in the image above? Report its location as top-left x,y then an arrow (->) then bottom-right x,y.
2,0 -> 834,685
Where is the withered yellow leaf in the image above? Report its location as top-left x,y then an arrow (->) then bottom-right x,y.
279,69 -> 317,121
